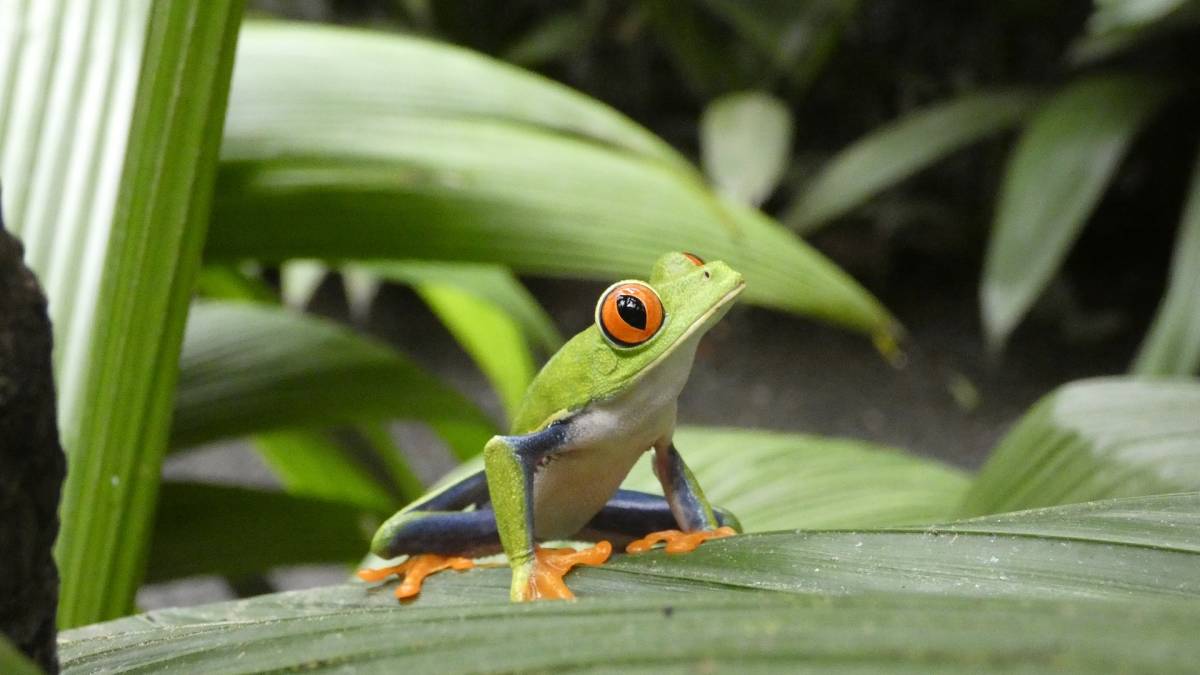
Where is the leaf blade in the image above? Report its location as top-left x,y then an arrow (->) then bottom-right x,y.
145,482 -> 369,583
172,301 -> 498,460
1,0 -> 245,626
1132,151 -> 1200,375
701,90 -> 794,206
960,377 -> 1200,517
211,23 -> 900,340
63,493 -> 1200,673
981,75 -> 1172,352
785,89 -> 1038,232
360,260 -> 563,353
625,427 -> 970,531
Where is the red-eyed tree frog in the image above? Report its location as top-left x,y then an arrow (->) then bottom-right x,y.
358,252 -> 744,601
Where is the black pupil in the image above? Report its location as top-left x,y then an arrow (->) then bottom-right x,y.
616,294 -> 647,329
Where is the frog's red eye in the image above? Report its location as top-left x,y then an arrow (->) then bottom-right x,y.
683,252 -> 705,266
596,281 -> 664,347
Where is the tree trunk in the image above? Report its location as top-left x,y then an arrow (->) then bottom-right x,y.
0,200 -> 65,674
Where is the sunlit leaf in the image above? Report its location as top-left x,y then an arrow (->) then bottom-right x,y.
1133,152 -> 1200,375
981,75 -> 1172,352
701,91 -> 793,206
253,429 -> 396,513
361,260 -> 562,353
0,0 -> 244,626
624,427 -> 970,531
224,20 -> 688,170
210,21 -> 900,341
172,301 -> 498,460
195,263 -> 276,303
193,265 -> 426,513
280,259 -> 327,309
785,90 -> 1037,232
63,493 -> 1200,673
418,284 -> 534,421
960,377 -> 1200,517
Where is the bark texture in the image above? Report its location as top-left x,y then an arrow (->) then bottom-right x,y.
0,203 -> 65,674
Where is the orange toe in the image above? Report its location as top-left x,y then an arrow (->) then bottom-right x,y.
528,540 -> 612,600
625,526 -> 737,554
356,554 -> 475,600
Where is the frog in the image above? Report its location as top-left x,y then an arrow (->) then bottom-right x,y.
358,251 -> 744,601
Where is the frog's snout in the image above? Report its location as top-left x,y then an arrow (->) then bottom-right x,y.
702,260 -> 744,293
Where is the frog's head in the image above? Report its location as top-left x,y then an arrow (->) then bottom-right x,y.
593,251 -> 744,375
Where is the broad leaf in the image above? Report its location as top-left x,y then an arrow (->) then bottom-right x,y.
62,494 -> 1200,673
0,0 -> 243,626
785,90 -> 1037,232
361,260 -> 563,353
359,260 -> 560,420
701,91 -> 793,206
253,429 -> 396,513
193,265 -> 427,515
223,20 -> 687,171
210,21 -> 900,341
960,377 -> 1200,516
59,595 -> 1200,673
625,427 -> 970,531
981,75 -> 1172,352
172,301 -> 498,460
152,427 -> 965,582
146,482 -> 369,583
414,284 -> 535,421
1133,152 -> 1200,375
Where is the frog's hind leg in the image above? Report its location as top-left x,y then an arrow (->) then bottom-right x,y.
577,489 -> 740,553
359,509 -> 499,599
619,442 -> 741,553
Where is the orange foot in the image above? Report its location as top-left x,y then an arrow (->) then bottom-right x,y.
626,526 -> 737,554
527,540 -> 613,600
357,554 -> 475,600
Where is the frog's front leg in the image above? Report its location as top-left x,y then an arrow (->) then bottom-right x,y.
627,441 -> 740,553
358,471 -> 496,599
484,424 -> 611,602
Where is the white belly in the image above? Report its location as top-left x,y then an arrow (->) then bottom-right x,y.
530,338 -> 699,539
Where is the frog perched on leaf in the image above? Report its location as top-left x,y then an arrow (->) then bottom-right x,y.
359,252 -> 744,601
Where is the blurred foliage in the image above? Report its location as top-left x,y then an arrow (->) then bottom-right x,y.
5,0 -> 1200,665
279,0 -> 1200,368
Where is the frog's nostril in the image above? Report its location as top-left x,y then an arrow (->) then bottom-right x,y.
703,270 -> 711,279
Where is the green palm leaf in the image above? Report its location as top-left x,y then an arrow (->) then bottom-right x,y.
0,0 -> 244,626
208,21 -> 899,341
172,301 -> 498,460
961,377 -> 1200,516
981,75 -> 1172,352
62,493 -> 1200,673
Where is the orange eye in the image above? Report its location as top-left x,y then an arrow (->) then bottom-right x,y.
596,282 -> 664,347
683,252 -> 705,266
